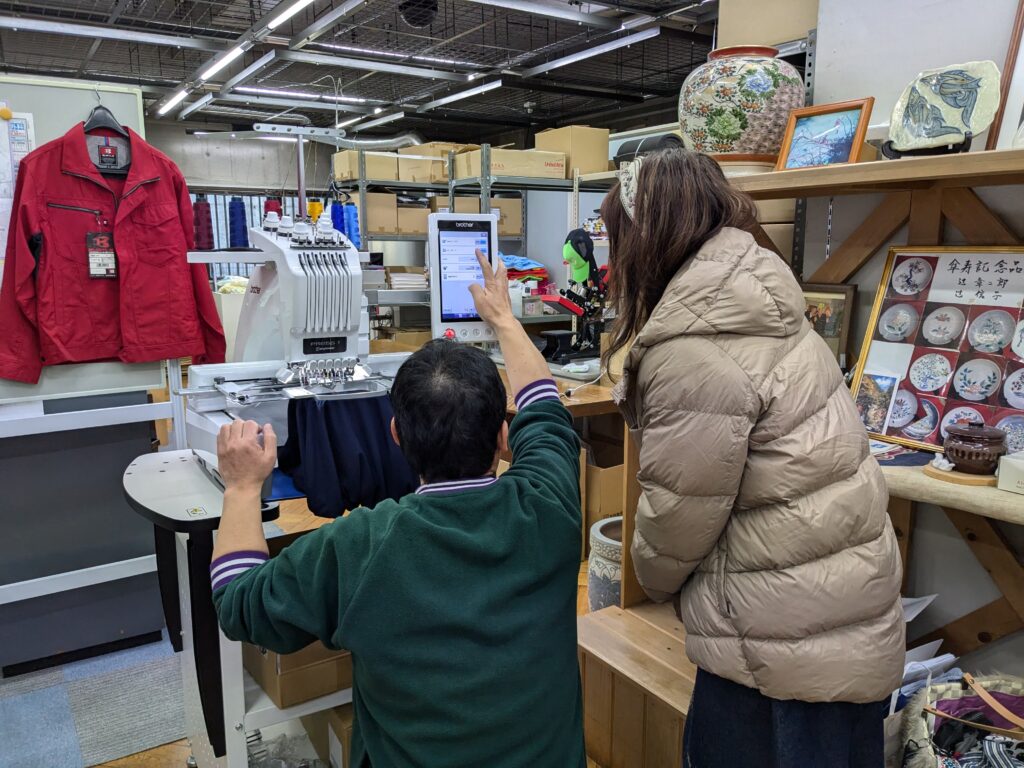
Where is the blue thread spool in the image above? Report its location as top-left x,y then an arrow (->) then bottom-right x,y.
344,203 -> 361,248
228,197 -> 249,248
331,201 -> 347,237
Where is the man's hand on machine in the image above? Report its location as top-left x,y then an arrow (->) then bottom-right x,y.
217,420 -> 277,496
469,249 -> 514,332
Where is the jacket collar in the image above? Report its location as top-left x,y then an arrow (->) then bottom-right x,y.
59,122 -> 161,190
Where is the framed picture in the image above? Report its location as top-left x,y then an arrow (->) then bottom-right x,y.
850,246 -> 1024,453
775,97 -> 875,171
801,282 -> 856,367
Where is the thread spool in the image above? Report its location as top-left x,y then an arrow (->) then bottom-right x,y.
193,195 -> 214,250
264,197 -> 282,216
307,199 -> 324,222
228,196 -> 249,248
331,201 -> 347,237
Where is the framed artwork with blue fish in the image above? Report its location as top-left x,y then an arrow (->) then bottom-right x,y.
851,246 -> 1024,453
775,97 -> 874,171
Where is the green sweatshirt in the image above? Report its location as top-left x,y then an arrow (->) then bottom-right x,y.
211,384 -> 585,768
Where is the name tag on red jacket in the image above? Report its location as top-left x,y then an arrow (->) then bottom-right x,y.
86,231 -> 117,278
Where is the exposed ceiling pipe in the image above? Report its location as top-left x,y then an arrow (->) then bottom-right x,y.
289,0 -> 369,49
332,133 -> 423,150
0,15 -> 224,51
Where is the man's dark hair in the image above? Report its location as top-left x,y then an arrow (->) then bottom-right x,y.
389,340 -> 507,484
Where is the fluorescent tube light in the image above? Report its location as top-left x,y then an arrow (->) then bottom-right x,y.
336,116 -> 363,128
158,89 -> 189,116
353,112 -> 404,131
462,0 -> 618,29
417,80 -> 502,113
267,0 -> 316,30
199,44 -> 246,81
315,42 -> 481,68
235,85 -> 369,103
178,93 -> 214,120
520,27 -> 660,77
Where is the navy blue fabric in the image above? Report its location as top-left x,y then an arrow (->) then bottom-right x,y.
277,396 -> 418,517
683,668 -> 886,768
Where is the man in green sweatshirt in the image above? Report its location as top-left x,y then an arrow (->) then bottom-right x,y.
210,250 -> 586,767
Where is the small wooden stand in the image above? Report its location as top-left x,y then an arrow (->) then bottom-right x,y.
922,463 -> 999,487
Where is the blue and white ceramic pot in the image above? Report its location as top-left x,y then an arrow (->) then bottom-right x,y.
588,516 -> 623,613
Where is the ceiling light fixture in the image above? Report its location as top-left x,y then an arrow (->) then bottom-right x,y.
235,85 -> 369,103
520,27 -> 660,77
417,80 -> 502,112
157,89 -> 189,116
336,116 -> 363,128
462,0 -> 618,29
373,107 -> 383,114
178,93 -> 214,120
354,111 -> 405,131
199,44 -> 247,81
267,0 -> 317,30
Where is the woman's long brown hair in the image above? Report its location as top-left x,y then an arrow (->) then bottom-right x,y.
600,149 -> 758,372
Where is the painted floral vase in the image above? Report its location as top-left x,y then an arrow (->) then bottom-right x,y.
679,45 -> 804,155
588,516 -> 622,613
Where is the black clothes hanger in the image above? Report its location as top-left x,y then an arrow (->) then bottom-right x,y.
84,105 -> 128,138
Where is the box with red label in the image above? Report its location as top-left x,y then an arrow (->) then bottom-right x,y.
455,148 -> 566,180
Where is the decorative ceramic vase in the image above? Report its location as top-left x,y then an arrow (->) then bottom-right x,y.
679,45 -> 804,155
944,421 -> 1007,475
588,516 -> 623,613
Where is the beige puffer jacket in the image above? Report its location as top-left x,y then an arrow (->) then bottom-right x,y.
613,227 -> 905,704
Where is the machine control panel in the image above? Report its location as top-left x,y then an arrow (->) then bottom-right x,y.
428,213 -> 499,343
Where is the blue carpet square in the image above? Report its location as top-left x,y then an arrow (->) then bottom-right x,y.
0,686 -> 83,768
62,637 -> 174,682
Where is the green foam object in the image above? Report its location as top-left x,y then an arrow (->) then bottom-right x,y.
563,240 -> 590,283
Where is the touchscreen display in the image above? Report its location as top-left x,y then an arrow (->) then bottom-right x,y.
438,222 -> 491,322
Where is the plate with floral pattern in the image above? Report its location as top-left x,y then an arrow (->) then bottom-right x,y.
967,309 -> 1015,354
1003,367 -> 1024,409
940,405 -> 985,439
1011,320 -> 1024,359
921,306 -> 966,346
878,303 -> 920,342
891,258 -> 933,296
953,358 -> 1002,401
909,353 -> 952,392
889,389 -> 918,429
996,414 -> 1024,453
902,399 -> 940,439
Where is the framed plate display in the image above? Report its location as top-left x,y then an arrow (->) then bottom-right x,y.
800,282 -> 857,367
850,246 -> 1024,451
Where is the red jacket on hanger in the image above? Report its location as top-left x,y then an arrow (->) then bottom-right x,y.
0,123 -> 226,384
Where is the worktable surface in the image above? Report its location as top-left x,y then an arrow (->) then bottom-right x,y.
882,465 -> 1024,526
498,369 -> 618,418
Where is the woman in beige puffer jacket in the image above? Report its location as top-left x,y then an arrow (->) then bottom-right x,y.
603,150 -> 904,767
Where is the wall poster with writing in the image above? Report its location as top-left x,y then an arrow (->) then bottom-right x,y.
850,247 -> 1024,453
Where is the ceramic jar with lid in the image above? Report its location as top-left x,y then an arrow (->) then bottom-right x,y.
678,45 -> 805,155
943,421 -> 1008,474
588,516 -> 623,613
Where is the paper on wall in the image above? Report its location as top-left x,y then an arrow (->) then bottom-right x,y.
0,105 -> 35,287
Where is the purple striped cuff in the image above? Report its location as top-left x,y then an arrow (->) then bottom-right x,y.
515,379 -> 560,409
210,550 -> 269,591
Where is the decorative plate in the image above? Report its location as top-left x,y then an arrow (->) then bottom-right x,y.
967,309 -> 1015,354
953,358 -> 1002,401
940,405 -> 985,439
921,305 -> 966,346
1003,367 -> 1024,409
878,303 -> 920,342
1011,319 -> 1024,359
996,414 -> 1024,453
909,353 -> 952,392
891,257 -> 934,296
903,398 -> 940,438
889,389 -> 918,428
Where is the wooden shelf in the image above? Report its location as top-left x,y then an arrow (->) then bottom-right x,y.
730,148 -> 1024,200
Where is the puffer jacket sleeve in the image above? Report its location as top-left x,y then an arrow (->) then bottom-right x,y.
630,335 -> 759,602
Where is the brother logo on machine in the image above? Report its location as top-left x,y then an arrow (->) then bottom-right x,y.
455,222 -> 474,228
303,337 -> 347,355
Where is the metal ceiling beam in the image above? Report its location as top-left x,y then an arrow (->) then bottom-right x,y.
461,0 -> 621,29
219,92 -> 372,115
277,49 -> 468,82
178,93 -> 214,120
289,0 -> 368,50
502,78 -> 650,103
0,15 -> 225,52
519,27 -> 661,78
74,0 -> 132,76
400,111 -> 532,128
219,50 -> 279,95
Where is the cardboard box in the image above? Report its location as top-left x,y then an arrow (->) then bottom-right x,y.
998,452 -> 1024,494
455,148 -> 566,180
585,439 -> 624,556
378,326 -> 432,349
357,192 -> 398,234
333,150 -> 398,181
242,641 -> 353,709
535,126 -> 610,178
429,195 -> 481,214
488,197 -> 523,236
397,206 -> 429,235
302,704 -> 353,767
398,142 -> 468,182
